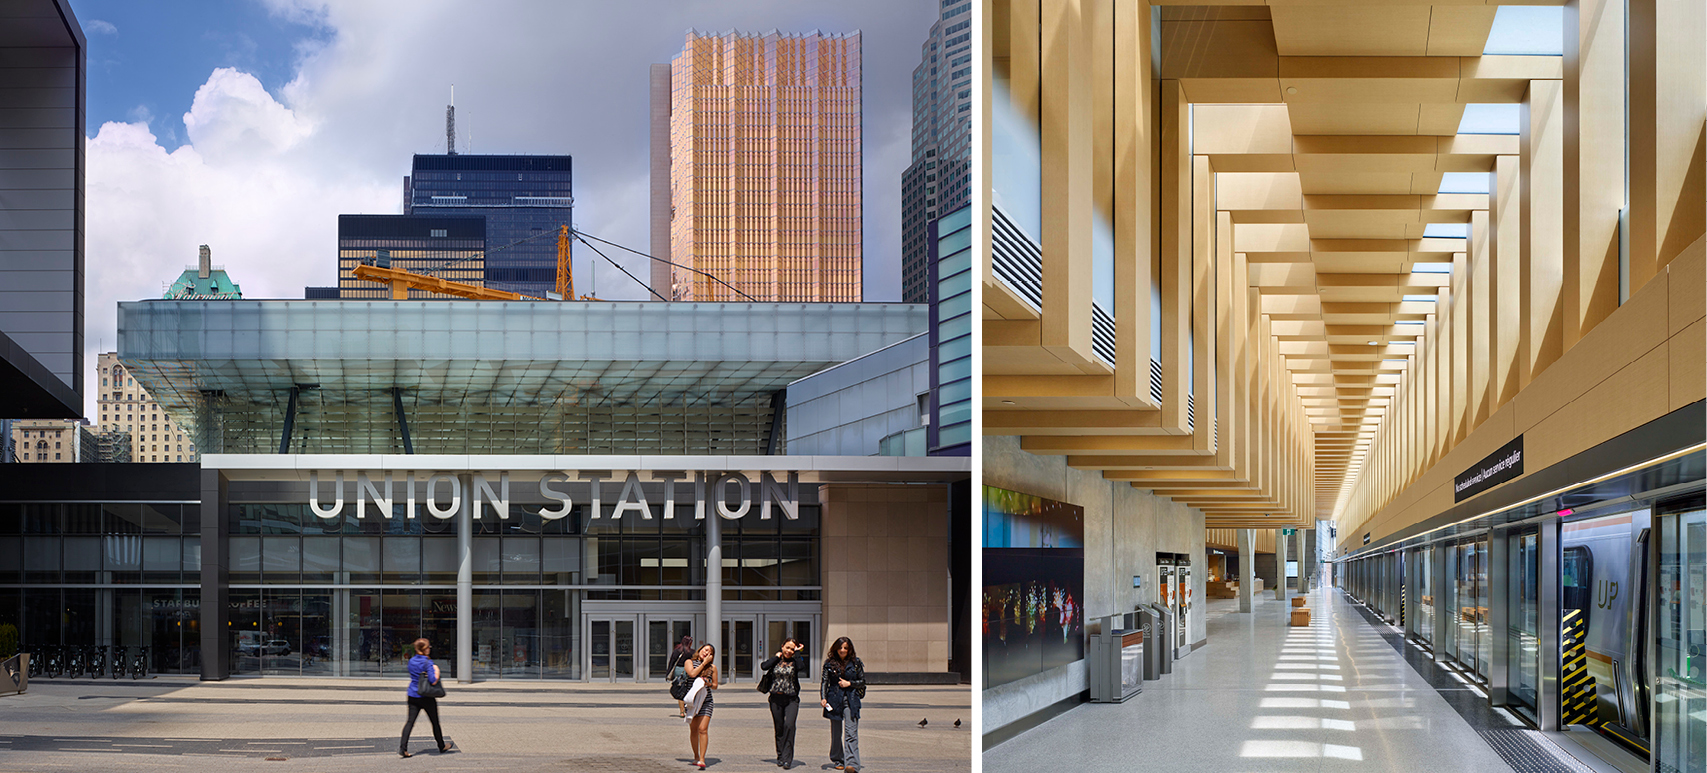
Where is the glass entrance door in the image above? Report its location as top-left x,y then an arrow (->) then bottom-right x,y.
1654,503 -> 1704,773
588,617 -> 636,682
1507,528 -> 1541,723
721,617 -> 755,682
646,618 -> 693,682
762,617 -> 815,680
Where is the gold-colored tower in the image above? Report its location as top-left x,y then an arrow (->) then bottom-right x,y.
663,30 -> 863,302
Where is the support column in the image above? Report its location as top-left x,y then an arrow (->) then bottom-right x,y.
1273,529 -> 1288,602
199,468 -> 229,681
1237,529 -> 1254,613
456,475 -> 472,683
706,496 -> 722,662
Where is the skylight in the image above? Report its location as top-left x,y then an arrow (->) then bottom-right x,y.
1438,173 -> 1491,194
1403,295 -> 1438,302
1484,6 -> 1565,56
1395,320 -> 1425,325
1412,262 -> 1454,274
1423,223 -> 1469,238
1457,103 -> 1520,135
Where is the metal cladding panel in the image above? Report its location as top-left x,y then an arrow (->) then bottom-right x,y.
0,0 -> 83,417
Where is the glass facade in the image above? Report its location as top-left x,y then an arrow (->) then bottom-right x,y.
0,500 -> 203,675
931,205 -> 972,453
406,154 -> 573,298
214,478 -> 821,680
668,30 -> 863,302
116,300 -> 928,456
336,214 -> 486,299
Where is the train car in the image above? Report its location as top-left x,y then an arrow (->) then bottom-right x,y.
1561,510 -> 1652,754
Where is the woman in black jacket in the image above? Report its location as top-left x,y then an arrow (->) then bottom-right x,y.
759,637 -> 807,768
819,637 -> 865,772
666,635 -> 694,717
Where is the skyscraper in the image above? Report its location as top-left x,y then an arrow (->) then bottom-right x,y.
900,2 -> 972,304
657,30 -> 863,302
334,214 -> 486,299
405,154 -> 572,297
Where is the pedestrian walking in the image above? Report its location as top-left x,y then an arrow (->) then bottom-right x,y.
820,637 -> 866,772
667,634 -> 695,717
759,637 -> 807,768
399,638 -> 448,758
683,642 -> 719,770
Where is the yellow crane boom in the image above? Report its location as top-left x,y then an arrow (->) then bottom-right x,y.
352,263 -> 540,301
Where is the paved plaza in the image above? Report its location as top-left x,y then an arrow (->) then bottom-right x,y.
0,677 -> 972,772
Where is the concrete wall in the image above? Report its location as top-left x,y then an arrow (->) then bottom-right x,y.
787,333 -> 930,456
981,435 -> 1206,734
819,483 -> 950,674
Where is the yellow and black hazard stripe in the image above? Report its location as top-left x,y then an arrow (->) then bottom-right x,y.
1560,608 -> 1600,727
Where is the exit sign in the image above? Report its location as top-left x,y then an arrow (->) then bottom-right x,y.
1282,528 -> 1295,536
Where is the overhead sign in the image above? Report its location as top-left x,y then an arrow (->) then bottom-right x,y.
306,469 -> 800,522
1454,435 -> 1524,502
1362,533 -> 1370,545
1282,528 -> 1295,536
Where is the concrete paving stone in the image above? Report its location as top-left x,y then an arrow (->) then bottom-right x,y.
0,679 -> 971,772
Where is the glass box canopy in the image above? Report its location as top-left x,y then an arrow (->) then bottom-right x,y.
118,300 -> 927,456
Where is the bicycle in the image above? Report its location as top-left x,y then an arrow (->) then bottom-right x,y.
26,646 -> 41,679
87,646 -> 105,679
44,645 -> 63,679
129,646 -> 148,680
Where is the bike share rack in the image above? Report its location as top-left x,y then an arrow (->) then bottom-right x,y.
23,645 -> 149,680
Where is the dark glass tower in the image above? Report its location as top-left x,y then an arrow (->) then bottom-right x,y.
405,154 -> 573,297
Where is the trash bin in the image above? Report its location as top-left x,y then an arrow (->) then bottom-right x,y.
1088,614 -> 1144,703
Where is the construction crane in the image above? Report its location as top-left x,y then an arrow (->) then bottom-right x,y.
352,224 -> 599,301
351,263 -> 540,300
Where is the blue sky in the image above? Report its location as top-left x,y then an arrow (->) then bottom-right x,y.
72,0 -> 329,149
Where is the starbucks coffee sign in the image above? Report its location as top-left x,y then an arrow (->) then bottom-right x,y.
306,469 -> 800,521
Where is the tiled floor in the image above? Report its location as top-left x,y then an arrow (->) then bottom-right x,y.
984,585 -> 1526,772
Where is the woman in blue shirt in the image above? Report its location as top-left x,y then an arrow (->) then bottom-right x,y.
400,638 -> 447,757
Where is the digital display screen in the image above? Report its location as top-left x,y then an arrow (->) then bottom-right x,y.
982,486 -> 1085,691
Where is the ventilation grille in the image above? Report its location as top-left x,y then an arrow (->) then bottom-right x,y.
1149,359 -> 1163,404
992,207 -> 1041,311
1091,302 -> 1115,366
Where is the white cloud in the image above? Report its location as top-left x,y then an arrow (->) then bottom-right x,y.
84,70 -> 395,398
83,0 -> 936,414
85,19 -> 117,35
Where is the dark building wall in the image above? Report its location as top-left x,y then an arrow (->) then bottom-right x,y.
0,0 -> 85,418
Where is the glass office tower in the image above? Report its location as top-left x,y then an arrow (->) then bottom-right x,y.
405,155 -> 573,297
663,30 -> 863,302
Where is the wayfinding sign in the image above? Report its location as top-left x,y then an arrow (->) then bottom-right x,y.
1454,435 -> 1524,502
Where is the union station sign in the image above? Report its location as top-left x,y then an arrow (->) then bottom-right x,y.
305,469 -> 802,521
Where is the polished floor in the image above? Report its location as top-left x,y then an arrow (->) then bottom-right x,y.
985,584 -> 1585,773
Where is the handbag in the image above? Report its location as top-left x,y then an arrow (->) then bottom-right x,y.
415,663 -> 446,699
670,674 -> 691,700
756,667 -> 775,694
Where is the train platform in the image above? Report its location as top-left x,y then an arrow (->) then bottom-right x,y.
984,585 -> 1618,773
0,677 -> 971,772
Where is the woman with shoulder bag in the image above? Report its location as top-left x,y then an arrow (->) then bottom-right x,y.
683,643 -> 719,770
819,637 -> 866,772
758,637 -> 806,768
399,638 -> 448,757
666,635 -> 694,716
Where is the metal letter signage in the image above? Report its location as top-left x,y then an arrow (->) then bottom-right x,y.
305,469 -> 801,523
1454,435 -> 1523,503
